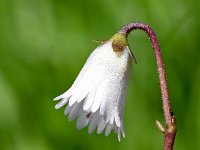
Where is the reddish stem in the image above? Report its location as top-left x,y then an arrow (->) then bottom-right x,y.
119,22 -> 176,150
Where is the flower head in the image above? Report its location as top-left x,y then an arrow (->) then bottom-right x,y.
54,33 -> 133,141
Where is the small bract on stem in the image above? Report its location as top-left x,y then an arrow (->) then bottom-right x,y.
118,22 -> 177,150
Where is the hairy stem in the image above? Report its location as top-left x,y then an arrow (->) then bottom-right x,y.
119,22 -> 176,150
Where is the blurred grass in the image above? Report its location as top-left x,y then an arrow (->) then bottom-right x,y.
0,0 -> 199,149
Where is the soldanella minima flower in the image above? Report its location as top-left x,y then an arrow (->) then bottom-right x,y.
54,30 -> 136,141
54,22 -> 176,148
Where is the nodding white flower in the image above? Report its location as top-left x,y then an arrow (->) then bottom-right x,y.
54,33 -> 134,141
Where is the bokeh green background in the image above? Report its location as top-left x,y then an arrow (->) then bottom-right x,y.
0,0 -> 199,149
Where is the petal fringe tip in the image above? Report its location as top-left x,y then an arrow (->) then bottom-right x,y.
54,96 -> 126,141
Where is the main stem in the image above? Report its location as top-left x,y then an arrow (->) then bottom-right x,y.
119,22 -> 176,150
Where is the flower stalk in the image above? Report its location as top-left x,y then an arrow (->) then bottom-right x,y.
118,22 -> 176,150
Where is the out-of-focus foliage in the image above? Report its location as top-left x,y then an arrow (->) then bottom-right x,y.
0,0 -> 199,149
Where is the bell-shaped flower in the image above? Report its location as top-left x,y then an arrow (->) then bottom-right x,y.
54,33 -> 134,141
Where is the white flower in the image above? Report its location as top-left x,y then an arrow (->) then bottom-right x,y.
54,34 -> 133,141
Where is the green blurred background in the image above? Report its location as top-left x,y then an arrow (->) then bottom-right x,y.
0,0 -> 199,149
